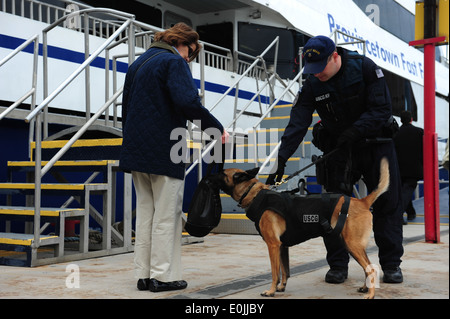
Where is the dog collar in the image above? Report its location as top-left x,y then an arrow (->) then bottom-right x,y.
237,182 -> 257,208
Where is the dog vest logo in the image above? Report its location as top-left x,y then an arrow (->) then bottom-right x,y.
303,214 -> 319,223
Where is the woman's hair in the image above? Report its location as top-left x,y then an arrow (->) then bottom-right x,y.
154,22 -> 201,62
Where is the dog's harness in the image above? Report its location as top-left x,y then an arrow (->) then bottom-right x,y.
245,190 -> 350,247
238,182 -> 257,208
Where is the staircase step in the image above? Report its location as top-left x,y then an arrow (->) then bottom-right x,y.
271,104 -> 293,117
8,160 -> 117,167
0,183 -> 108,196
30,138 -> 123,150
7,160 -> 118,173
0,232 -> 59,246
30,138 -> 123,161
0,206 -> 85,217
0,183 -> 107,191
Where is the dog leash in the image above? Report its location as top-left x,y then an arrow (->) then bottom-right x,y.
271,148 -> 341,189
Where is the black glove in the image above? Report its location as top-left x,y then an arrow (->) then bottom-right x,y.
266,156 -> 287,185
337,127 -> 361,149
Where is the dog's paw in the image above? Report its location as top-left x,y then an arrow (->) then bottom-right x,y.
261,290 -> 275,297
276,286 -> 286,292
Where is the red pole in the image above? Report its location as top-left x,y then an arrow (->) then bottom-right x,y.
422,42 -> 440,243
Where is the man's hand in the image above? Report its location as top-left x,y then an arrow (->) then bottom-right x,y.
266,156 -> 287,185
337,127 -> 361,149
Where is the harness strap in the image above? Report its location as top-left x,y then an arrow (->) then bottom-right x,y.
238,182 -> 257,208
328,195 -> 351,237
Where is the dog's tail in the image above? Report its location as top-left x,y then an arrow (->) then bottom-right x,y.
362,157 -> 390,207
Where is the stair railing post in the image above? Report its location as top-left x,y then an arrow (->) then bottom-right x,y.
33,111 -> 42,249
84,12 -> 91,121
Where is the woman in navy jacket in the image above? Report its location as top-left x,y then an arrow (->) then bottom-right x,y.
120,23 -> 227,292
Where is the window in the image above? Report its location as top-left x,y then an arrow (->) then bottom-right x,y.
164,11 -> 192,29
383,69 -> 418,120
238,23 -> 309,79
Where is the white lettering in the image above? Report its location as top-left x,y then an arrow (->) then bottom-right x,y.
185,303 -> 219,316
365,264 -> 380,288
65,264 -> 80,288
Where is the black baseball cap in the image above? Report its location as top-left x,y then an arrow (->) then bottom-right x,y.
303,36 -> 336,74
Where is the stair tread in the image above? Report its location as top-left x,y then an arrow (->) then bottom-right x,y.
30,138 -> 123,149
0,183 -> 107,190
0,206 -> 85,217
0,232 -> 59,246
225,157 -> 300,164
8,160 -> 117,167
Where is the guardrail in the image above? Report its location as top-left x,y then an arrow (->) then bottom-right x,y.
0,33 -> 39,157
0,33 -> 39,121
21,8 -> 137,248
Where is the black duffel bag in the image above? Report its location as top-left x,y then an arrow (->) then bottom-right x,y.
185,145 -> 225,237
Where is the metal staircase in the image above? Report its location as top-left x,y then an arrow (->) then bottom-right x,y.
0,5 -> 141,266
0,1 -> 316,265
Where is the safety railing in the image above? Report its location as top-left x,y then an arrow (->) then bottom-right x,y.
185,36 -> 297,182
330,28 -> 366,55
0,33 -> 39,120
0,33 -> 39,156
208,36 -> 280,115
22,8 -> 137,248
0,0 -> 126,39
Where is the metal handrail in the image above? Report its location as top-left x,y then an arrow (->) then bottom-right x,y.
208,36 -> 279,113
40,87 -> 124,177
28,9 -> 136,248
185,37 -> 281,179
253,69 -> 303,172
330,29 -> 366,55
25,9 -> 135,123
0,34 -> 39,121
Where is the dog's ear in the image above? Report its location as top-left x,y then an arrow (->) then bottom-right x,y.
233,167 -> 259,185
245,167 -> 260,178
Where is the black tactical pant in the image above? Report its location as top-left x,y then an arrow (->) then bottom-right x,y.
322,140 -> 404,270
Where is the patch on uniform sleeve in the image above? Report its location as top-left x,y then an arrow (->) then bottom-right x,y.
375,68 -> 384,78
293,91 -> 300,106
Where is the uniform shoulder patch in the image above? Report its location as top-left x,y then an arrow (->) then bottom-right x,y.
375,68 -> 384,78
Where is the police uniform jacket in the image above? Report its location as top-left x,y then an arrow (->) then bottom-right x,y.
119,42 -> 223,180
278,47 -> 392,162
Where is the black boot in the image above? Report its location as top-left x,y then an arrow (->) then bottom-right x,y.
325,268 -> 348,283
383,267 -> 403,283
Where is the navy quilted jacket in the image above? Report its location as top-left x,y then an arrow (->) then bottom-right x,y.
119,42 -> 224,180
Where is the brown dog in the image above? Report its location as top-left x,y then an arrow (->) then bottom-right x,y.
216,158 -> 390,299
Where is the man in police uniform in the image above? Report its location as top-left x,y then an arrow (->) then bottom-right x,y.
267,36 -> 404,284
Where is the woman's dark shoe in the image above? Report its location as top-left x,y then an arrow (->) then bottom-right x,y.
137,278 -> 150,291
149,278 -> 188,292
